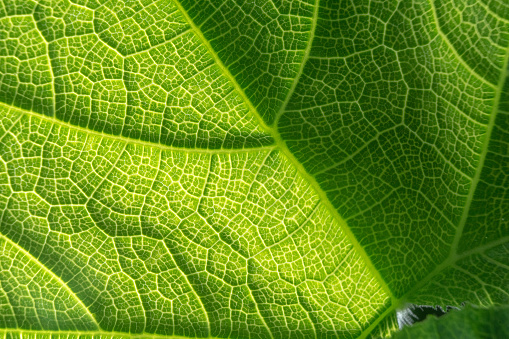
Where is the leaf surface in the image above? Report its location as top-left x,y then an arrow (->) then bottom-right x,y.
0,0 -> 508,338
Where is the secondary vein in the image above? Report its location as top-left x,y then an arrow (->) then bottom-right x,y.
450,41 -> 509,255
0,103 -> 276,155
0,233 -> 101,330
273,0 -> 321,126
170,0 -> 274,135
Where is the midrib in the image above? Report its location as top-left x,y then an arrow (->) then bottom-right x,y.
171,0 -> 396,307
272,133 -> 396,303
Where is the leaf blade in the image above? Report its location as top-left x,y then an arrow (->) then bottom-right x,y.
0,0 -> 508,338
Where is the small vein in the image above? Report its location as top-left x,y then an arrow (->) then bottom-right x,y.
123,28 -> 193,57
161,241 -> 212,338
427,0 -> 497,88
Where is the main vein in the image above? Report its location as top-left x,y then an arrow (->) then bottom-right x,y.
171,0 -> 396,311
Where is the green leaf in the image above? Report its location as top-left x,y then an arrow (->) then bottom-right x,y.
392,305 -> 509,339
0,0 -> 507,338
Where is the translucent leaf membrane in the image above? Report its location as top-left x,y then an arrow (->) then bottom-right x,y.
0,106 -> 389,338
0,0 -> 509,338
